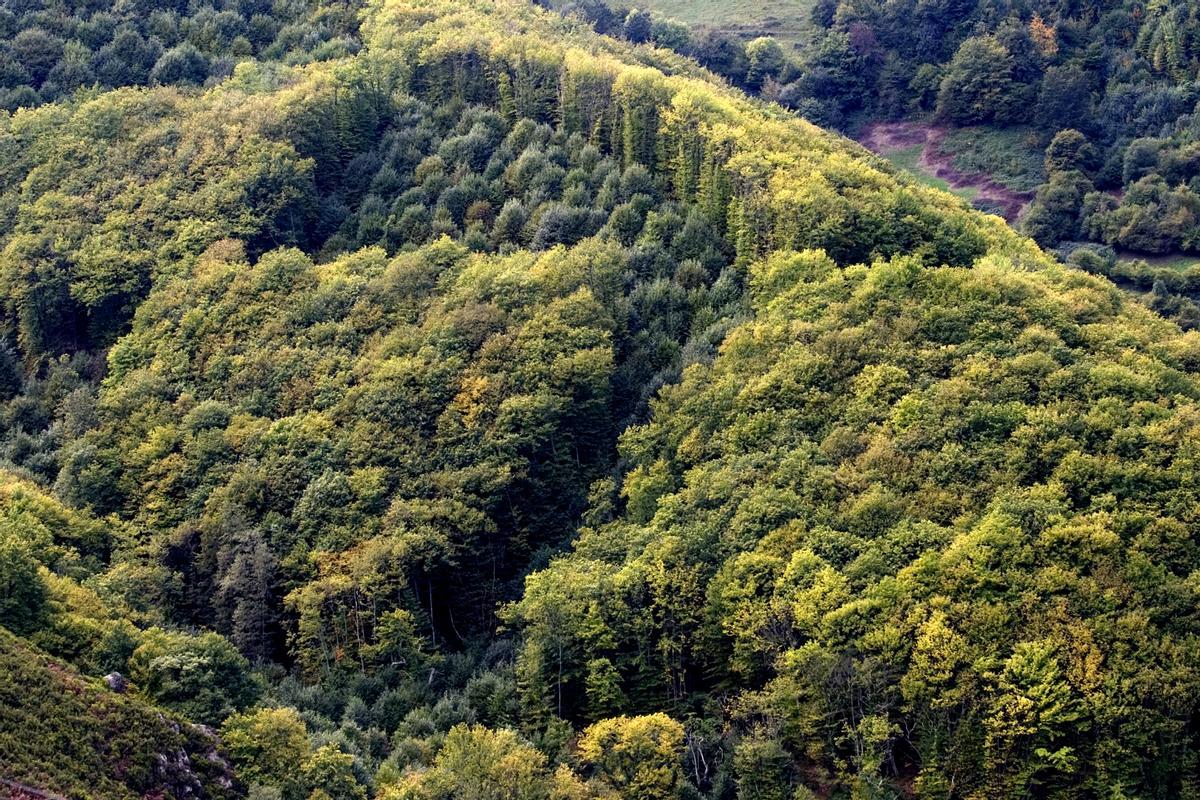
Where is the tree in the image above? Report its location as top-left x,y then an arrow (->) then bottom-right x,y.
584,658 -> 626,720
44,41 -> 95,95
797,31 -> 868,112
0,344 -> 20,402
984,642 -> 1082,796
1044,130 -> 1097,175
0,531 -> 46,636
733,732 -> 792,800
222,707 -> 311,800
10,28 -> 63,85
746,37 -> 786,89
492,199 -> 528,246
1028,15 -> 1058,59
1035,65 -> 1092,133
95,29 -> 161,87
908,63 -> 944,112
577,714 -> 685,800
692,31 -> 748,84
936,36 -> 1019,125
1083,173 -> 1200,253
530,204 -> 601,249
651,20 -> 691,52
302,745 -> 366,800
415,725 -> 555,800
1021,170 -> 1093,246
149,43 -> 209,85
1123,139 -> 1163,186
214,526 -> 280,662
127,628 -> 258,724
623,9 -> 652,44
876,54 -> 915,118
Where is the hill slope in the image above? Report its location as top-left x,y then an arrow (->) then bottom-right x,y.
1,0 -> 1029,668
509,248 -> 1200,796
0,0 -> 1196,798
0,628 -> 238,800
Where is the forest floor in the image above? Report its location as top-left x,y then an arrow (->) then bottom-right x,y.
859,121 -> 1035,222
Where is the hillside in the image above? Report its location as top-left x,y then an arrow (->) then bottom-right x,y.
568,0 -> 817,48
0,628 -> 238,800
547,0 -> 1200,329
2,0 -> 1021,668
0,0 -> 1196,798
509,250 -> 1200,796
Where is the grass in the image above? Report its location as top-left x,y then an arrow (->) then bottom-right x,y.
938,126 -> 1045,194
881,144 -> 979,202
1117,250 -> 1200,272
631,0 -> 818,48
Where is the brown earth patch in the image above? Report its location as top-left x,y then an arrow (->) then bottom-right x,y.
859,121 -> 1034,222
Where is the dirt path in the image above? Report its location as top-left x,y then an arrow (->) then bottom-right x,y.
859,121 -> 1034,222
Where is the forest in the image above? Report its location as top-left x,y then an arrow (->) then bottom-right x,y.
546,0 -> 1200,330
0,0 -> 1199,798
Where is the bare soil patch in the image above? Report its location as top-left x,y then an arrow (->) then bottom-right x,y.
860,121 -> 1034,222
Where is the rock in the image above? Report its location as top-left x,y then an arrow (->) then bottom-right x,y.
103,672 -> 128,693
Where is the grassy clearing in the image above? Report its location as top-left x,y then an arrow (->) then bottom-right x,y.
632,0 -> 818,48
1117,250 -> 1200,272
938,127 -> 1045,193
881,144 -> 979,201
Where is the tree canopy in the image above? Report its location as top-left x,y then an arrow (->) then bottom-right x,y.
0,0 -> 1197,798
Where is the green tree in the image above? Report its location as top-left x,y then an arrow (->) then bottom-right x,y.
302,745 -> 366,800
746,37 -> 786,89
1021,170 -> 1093,246
577,714 -> 685,800
0,533 -> 47,636
413,724 -> 555,800
149,43 -> 209,85
584,658 -> 626,721
936,36 -> 1019,124
733,732 -> 791,800
623,9 -> 652,44
10,28 -> 63,85
984,642 -> 1082,797
1044,129 -> 1097,175
214,527 -> 279,663
127,628 -> 258,724
651,20 -> 691,52
1034,65 -> 1093,132
222,707 -> 311,800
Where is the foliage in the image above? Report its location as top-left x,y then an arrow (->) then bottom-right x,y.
0,627 -> 239,800
390,724 -> 559,800
302,744 -> 367,800
577,714 -> 684,799
544,0 -> 1200,325
936,36 -> 1022,126
0,0 -> 361,110
222,707 -> 312,800
510,247 -> 1200,796
127,626 -> 259,724
0,1 -> 1198,799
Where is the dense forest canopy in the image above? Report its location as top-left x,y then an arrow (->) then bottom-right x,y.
546,0 -> 1200,329
0,0 -> 363,110
0,0 -> 1198,799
